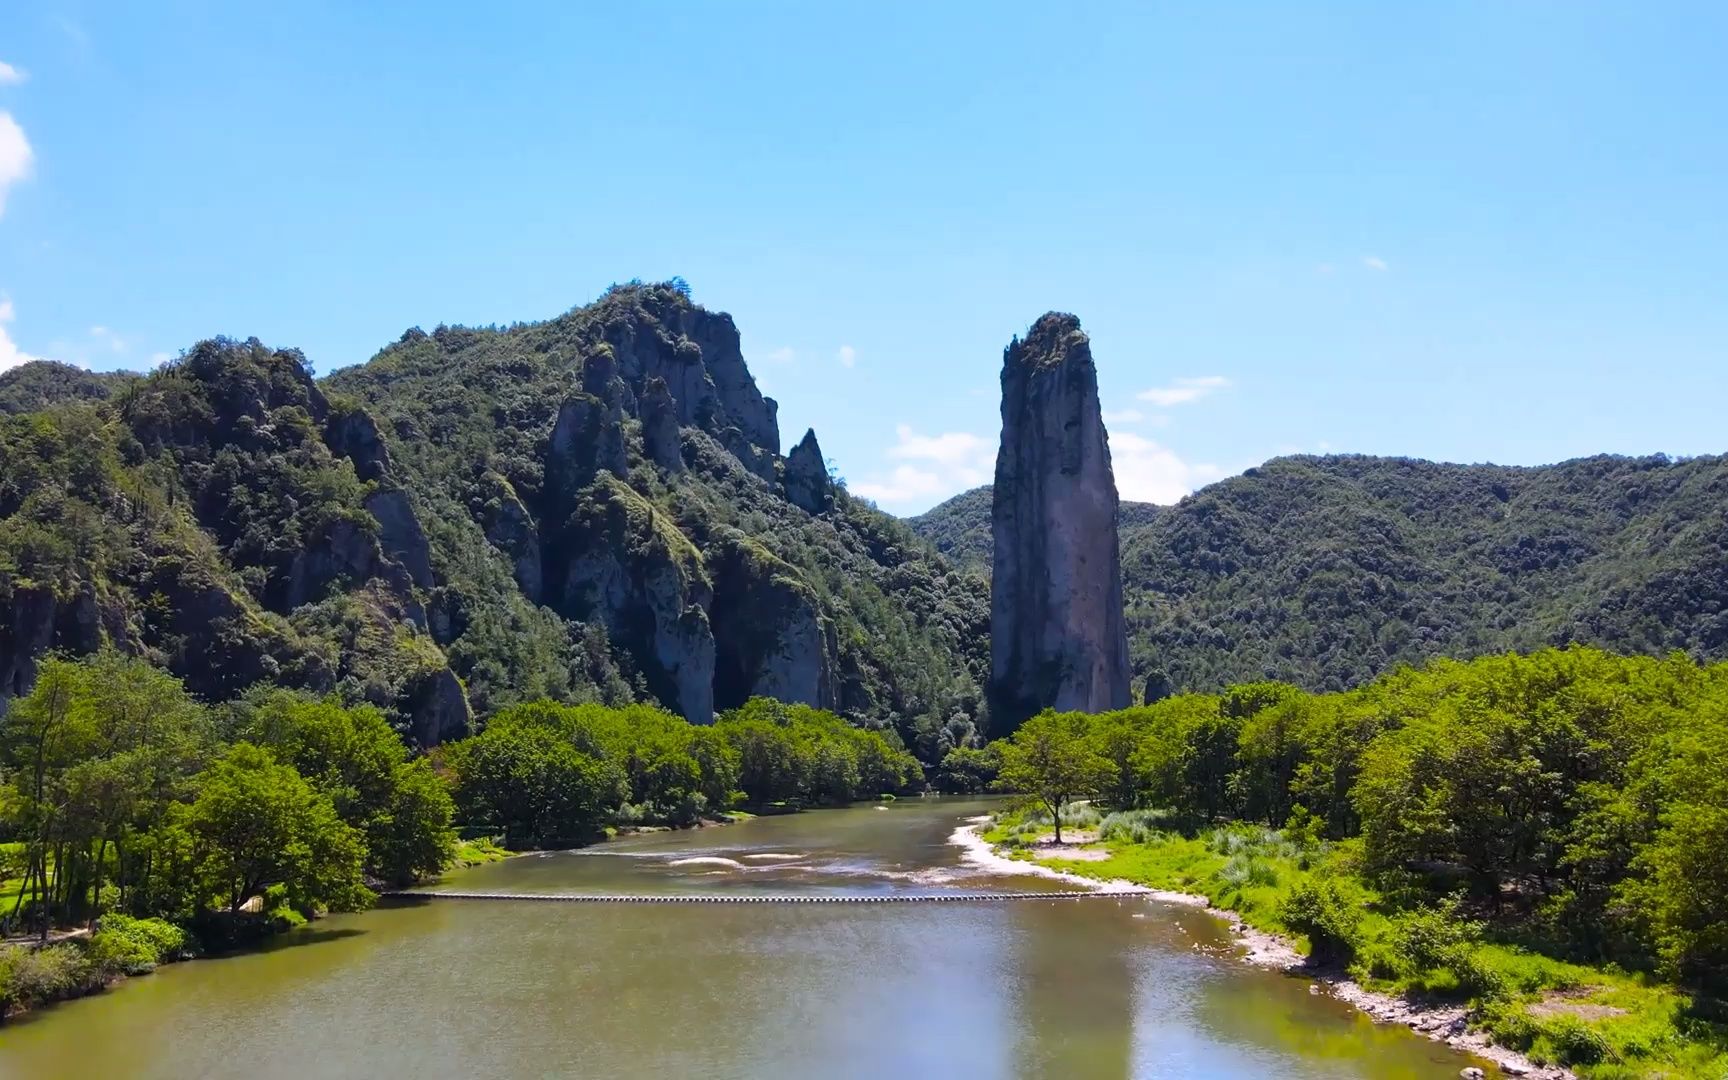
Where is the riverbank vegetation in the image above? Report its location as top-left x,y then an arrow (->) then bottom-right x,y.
0,650 -> 919,1018
985,646 -> 1728,1078
444,696 -> 920,845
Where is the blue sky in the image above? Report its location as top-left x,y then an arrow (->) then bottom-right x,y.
2,3 -> 1725,513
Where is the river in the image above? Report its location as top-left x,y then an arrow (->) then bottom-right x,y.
0,798 -> 1490,1078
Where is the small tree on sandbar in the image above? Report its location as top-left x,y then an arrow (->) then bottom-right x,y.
996,711 -> 1109,844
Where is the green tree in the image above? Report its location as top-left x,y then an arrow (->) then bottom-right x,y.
1618,711 -> 1728,986
445,716 -> 625,842
235,691 -> 453,884
996,711 -> 1109,843
935,745 -> 1000,794
185,743 -> 371,914
0,652 -> 211,934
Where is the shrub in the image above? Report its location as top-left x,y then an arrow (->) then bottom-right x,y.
1279,879 -> 1362,965
89,915 -> 190,975
1392,900 -> 1479,973
1099,808 -> 1170,845
1543,1016 -> 1614,1066
1220,853 -> 1280,889
0,944 -> 106,1017
1389,900 -> 1508,999
1058,802 -> 1102,829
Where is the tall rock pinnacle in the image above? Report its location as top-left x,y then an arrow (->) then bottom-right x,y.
988,313 -> 1131,731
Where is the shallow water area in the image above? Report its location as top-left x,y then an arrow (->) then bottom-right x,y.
0,798 -> 1493,1079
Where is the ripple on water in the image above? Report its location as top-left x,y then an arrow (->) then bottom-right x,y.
666,856 -> 748,870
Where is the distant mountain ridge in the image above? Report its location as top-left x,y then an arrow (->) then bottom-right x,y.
910,452 -> 1728,695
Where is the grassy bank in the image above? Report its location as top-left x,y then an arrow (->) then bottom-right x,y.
985,805 -> 1728,1079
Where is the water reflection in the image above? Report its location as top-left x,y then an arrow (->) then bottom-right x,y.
0,799 -> 1489,1080
1015,899 -> 1135,1079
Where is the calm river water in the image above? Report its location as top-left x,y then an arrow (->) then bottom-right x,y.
0,798 -> 1489,1078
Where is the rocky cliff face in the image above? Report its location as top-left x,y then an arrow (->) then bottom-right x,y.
557,476 -> 716,723
4,284 -> 991,758
989,313 -> 1131,730
708,530 -> 837,711
783,428 -> 832,515
0,339 -> 471,744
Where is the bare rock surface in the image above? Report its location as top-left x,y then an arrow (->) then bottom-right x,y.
989,313 -> 1131,729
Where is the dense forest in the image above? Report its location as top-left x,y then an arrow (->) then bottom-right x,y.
985,646 -> 1728,1076
0,649 -> 916,1017
0,283 -> 988,758
911,453 -> 1728,697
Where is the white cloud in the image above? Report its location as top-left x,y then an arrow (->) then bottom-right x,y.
0,296 -> 43,373
1102,408 -> 1144,425
1110,432 -> 1227,505
885,425 -> 993,468
0,61 -> 26,86
150,351 -> 172,366
851,424 -> 996,507
1363,255 -> 1389,272
762,346 -> 796,365
837,344 -> 856,369
1136,375 -> 1231,408
0,111 -> 33,219
850,421 -> 1232,511
90,325 -> 127,353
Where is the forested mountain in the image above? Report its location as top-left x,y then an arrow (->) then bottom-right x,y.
7,284 -> 1723,753
0,360 -> 138,415
0,284 -> 988,756
910,453 -> 1728,695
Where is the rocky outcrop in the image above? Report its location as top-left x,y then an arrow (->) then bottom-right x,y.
1142,669 -> 1173,705
709,531 -> 837,711
549,393 -> 627,487
324,406 -> 394,483
403,663 -> 471,746
591,288 -> 780,480
479,472 -> 544,602
557,476 -> 715,722
784,428 -> 832,515
326,407 -> 437,591
639,377 -> 684,473
282,516 -> 422,622
2,586 -> 72,706
988,313 -> 1131,731
364,488 -> 434,589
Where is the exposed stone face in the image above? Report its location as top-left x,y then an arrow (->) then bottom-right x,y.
557,477 -> 716,723
480,473 -> 544,602
2,586 -> 70,707
639,377 -> 685,473
988,313 -> 1131,731
784,428 -> 832,515
595,293 -> 780,480
709,532 -> 837,711
364,488 -> 434,589
404,664 -> 472,745
324,407 -> 393,483
549,393 -> 627,486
